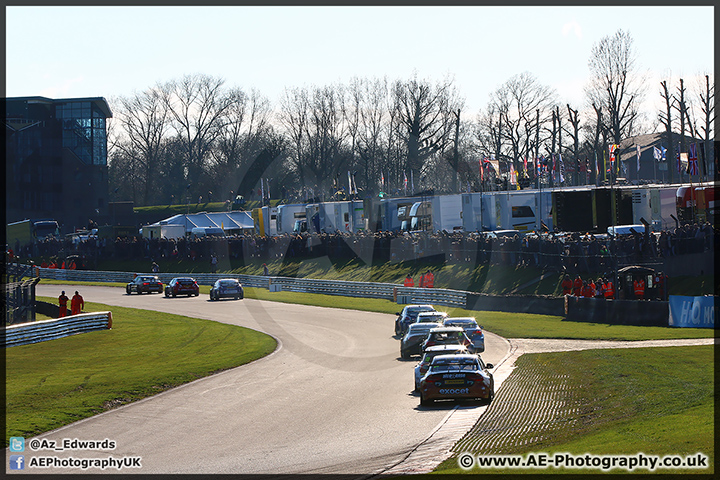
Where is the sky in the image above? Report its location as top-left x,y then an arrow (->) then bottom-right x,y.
5,6 -> 715,123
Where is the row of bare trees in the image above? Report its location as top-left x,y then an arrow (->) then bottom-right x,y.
108,29 -> 714,207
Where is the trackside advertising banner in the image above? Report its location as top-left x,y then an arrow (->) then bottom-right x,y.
668,296 -> 716,328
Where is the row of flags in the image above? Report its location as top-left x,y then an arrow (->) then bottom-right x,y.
374,142 -> 704,193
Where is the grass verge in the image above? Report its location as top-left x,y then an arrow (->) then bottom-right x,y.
436,345 -> 714,474
36,280 -> 715,341
5,298 -> 277,447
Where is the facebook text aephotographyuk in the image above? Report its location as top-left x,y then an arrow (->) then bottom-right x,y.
27,456 -> 142,470
457,452 -> 709,472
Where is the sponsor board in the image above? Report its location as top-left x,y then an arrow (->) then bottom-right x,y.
668,296 -> 716,328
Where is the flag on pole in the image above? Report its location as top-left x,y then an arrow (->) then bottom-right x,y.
653,146 -> 662,161
688,143 -> 699,175
636,145 -> 641,172
410,170 -> 414,194
403,171 -> 408,196
604,148 -> 609,181
676,142 -> 682,175
661,146 -> 667,161
479,157 -> 484,181
609,144 -> 619,174
558,153 -> 565,183
380,171 -> 385,189
523,156 -> 528,176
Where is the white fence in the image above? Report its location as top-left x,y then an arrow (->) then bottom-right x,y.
4,312 -> 112,348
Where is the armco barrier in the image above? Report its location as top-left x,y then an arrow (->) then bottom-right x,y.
35,268 -> 270,289
33,266 -> 673,320
3,312 -> 112,348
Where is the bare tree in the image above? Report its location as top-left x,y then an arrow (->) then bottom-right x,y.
113,87 -> 170,205
278,86 -> 311,192
347,76 -> 391,195
392,74 -> 460,188
566,104 -> 581,185
659,80 -> 676,184
495,72 -> 556,183
210,88 -> 274,201
696,74 -> 716,178
161,73 -> 239,200
586,29 -> 646,145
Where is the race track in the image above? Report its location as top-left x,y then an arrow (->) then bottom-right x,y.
16,284 -> 510,475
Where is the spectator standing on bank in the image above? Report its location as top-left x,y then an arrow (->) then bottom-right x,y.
58,291 -> 69,318
595,278 -> 604,299
151,261 -> 159,273
263,263 -> 269,276
211,253 -> 218,273
71,290 -> 84,315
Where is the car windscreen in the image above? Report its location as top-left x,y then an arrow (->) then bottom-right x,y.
429,363 -> 478,372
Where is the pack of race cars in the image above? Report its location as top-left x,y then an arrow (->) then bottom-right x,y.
125,275 -> 243,301
395,305 -> 495,407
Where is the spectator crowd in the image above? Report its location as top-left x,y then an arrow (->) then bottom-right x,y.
10,221 -> 716,278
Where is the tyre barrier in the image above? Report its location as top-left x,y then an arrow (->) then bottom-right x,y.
3,312 -> 113,348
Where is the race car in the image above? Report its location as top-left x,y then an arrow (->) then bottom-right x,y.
420,326 -> 473,353
400,322 -> 444,359
209,278 -> 244,301
164,277 -> 200,297
126,275 -> 164,294
414,344 -> 470,390
443,317 -> 485,352
395,304 -> 436,336
418,354 -> 494,406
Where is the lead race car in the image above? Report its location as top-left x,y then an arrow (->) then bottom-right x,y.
418,354 -> 494,406
126,275 -> 164,294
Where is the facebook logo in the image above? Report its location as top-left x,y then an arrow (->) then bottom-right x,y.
9,455 -> 25,470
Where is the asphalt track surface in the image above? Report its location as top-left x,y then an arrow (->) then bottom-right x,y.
16,284 -> 511,475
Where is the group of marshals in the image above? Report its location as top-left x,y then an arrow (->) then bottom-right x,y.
57,290 -> 85,318
561,273 -> 656,300
403,271 -> 434,288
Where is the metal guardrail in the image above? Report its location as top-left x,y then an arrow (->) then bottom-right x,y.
34,267 -> 467,307
3,312 -> 112,348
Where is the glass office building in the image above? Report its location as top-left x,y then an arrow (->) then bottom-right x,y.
5,96 -> 113,233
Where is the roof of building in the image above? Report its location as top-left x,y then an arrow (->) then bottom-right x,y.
151,211 -> 254,231
5,96 -> 113,118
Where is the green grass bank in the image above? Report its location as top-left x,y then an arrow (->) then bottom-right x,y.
5,298 -> 277,447
435,345 -> 714,475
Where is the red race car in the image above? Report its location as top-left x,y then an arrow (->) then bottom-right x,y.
164,277 -> 200,297
419,354 -> 494,406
